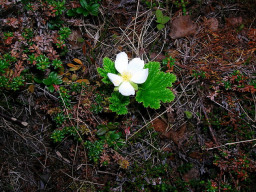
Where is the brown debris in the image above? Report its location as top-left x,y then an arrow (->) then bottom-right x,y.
165,124 -> 187,145
169,15 -> 197,39
182,168 -> 200,182
152,118 -> 187,145
225,17 -> 243,27
150,52 -> 166,62
68,30 -> 84,49
204,17 -> 219,31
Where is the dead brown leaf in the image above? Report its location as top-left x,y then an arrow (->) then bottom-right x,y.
169,16 -> 197,39
204,17 -> 218,31
182,168 -> 199,182
151,119 -> 187,145
225,17 -> 243,27
165,124 -> 186,145
150,53 -> 166,62
68,30 -> 84,49
151,118 -> 167,133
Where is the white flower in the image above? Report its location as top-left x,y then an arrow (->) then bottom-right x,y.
107,52 -> 149,96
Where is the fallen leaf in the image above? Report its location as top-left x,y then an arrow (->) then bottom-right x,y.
4,36 -> 14,45
76,79 -> 90,84
71,74 -> 77,81
68,30 -> 84,49
28,84 -> 35,93
204,17 -> 218,31
225,17 -> 243,27
165,124 -> 186,145
57,65 -> 64,75
189,151 -> 203,160
67,63 -> 81,71
166,49 -> 179,58
182,168 -> 199,182
73,58 -> 83,65
62,77 -> 71,83
150,53 -> 166,62
67,63 -> 76,67
152,118 -> 167,133
169,15 -> 197,39
118,159 -> 129,169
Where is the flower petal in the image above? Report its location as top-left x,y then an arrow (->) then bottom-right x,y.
119,81 -> 135,96
107,73 -> 123,86
127,58 -> 145,74
130,68 -> 148,84
115,52 -> 128,74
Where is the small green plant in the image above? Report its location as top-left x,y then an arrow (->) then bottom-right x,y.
0,76 -> 25,91
96,122 -> 119,136
84,140 -> 104,163
52,58 -> 62,69
96,123 -> 124,150
51,126 -> 81,143
100,130 -> 124,150
109,92 -> 130,115
97,52 -> 176,115
53,112 -> 66,125
174,0 -> 189,15
36,54 -> 51,71
155,9 -> 170,30
250,79 -> 256,88
0,58 -> 10,73
67,0 -> 101,17
48,16 -> 64,29
47,0 -> 66,16
51,129 -> 65,142
22,28 -> 34,40
192,70 -> 206,79
0,76 -> 9,88
184,110 -> 193,119
84,123 -> 124,163
43,72 -> 62,92
3,32 -> 14,39
58,86 -> 71,107
10,76 -> 25,91
58,27 -> 71,40
162,56 -> 175,67
90,93 -> 104,113
141,0 -> 163,8
223,80 -> 232,90
0,54 -> 25,91
56,27 -> 71,48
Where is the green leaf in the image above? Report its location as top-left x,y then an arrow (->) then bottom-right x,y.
109,92 -> 129,115
76,7 -> 84,14
110,132 -> 120,140
156,9 -> 163,23
43,78 -> 52,85
136,62 -> 176,109
97,127 -> 108,136
184,111 -> 193,119
90,4 -> 99,16
161,16 -> 170,24
97,57 -> 117,84
48,85 -> 55,93
82,10 -> 89,17
34,77 -> 43,84
80,0 -> 88,9
157,24 -> 165,30
55,77 -> 62,85
67,9 -> 76,16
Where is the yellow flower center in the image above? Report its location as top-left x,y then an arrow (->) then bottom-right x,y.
121,71 -> 132,82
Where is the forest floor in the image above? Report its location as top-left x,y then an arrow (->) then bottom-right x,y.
0,0 -> 256,191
